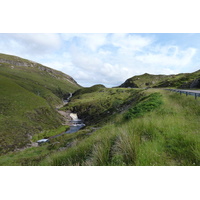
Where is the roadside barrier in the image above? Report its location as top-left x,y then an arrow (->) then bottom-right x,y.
165,89 -> 200,99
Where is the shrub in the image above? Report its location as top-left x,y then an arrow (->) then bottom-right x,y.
125,93 -> 163,119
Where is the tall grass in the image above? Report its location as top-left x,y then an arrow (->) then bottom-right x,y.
1,89 -> 200,166
84,130 -> 117,166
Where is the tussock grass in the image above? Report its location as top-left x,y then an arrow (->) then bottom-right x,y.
110,130 -> 138,165
1,89 -> 200,166
84,130 -> 117,166
40,124 -> 115,166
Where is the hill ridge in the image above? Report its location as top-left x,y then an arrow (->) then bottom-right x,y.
118,70 -> 200,89
0,53 -> 79,86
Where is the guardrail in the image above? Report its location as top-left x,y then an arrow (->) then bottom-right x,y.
165,89 -> 200,99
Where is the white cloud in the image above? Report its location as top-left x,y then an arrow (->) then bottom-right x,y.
61,33 -> 108,51
42,60 -> 74,71
135,46 -> 196,67
72,53 -> 102,70
11,33 -> 61,49
110,33 -> 154,52
98,49 -> 112,56
82,33 -> 107,51
40,52 -> 75,75
0,33 -> 62,56
59,34 -> 197,86
0,33 -> 198,87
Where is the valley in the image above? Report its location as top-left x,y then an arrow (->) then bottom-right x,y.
0,53 -> 200,166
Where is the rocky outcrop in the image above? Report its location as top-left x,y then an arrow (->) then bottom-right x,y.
118,78 -> 138,88
190,78 -> 200,88
0,58 -> 37,67
0,57 -> 79,86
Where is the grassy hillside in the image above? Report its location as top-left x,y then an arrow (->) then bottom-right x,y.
0,53 -> 80,104
62,85 -> 143,124
0,53 -> 81,154
119,70 -> 200,89
157,70 -> 200,88
119,73 -> 171,88
1,88 -> 199,166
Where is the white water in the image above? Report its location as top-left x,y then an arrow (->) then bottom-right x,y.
70,113 -> 79,121
68,93 -> 72,99
37,93 -> 85,143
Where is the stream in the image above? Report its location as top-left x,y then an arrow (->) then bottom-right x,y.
37,93 -> 85,144
66,113 -> 85,134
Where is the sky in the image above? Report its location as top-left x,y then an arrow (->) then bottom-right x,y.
0,33 -> 200,87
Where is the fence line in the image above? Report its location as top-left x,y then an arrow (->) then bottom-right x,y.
165,89 -> 200,99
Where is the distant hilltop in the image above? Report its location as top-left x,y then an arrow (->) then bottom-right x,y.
0,53 -> 80,86
118,71 -> 200,89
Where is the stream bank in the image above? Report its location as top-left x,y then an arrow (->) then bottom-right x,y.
37,93 -> 85,144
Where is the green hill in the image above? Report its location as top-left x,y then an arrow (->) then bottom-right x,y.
63,85 -> 142,124
0,53 -> 81,154
118,70 -> 200,89
1,88 -> 199,166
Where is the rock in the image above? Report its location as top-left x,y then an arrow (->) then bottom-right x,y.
0,58 -> 37,67
190,78 -> 200,88
31,142 -> 38,147
118,78 -> 138,88
58,147 -> 67,151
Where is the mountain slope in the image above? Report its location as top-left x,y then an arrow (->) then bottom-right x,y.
119,73 -> 171,88
0,53 -> 80,104
118,70 -> 200,89
0,53 -> 81,154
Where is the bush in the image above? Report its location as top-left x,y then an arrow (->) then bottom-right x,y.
125,93 -> 163,119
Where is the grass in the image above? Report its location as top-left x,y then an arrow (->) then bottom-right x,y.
0,53 -> 80,154
32,125 -> 70,141
125,92 -> 163,119
120,73 -> 171,88
0,75 -> 63,154
63,86 -> 142,124
48,89 -> 200,166
0,145 -> 50,166
119,70 -> 200,89
1,88 -> 200,166
110,130 -> 139,165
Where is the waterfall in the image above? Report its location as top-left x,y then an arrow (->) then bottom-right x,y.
70,113 -> 80,121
